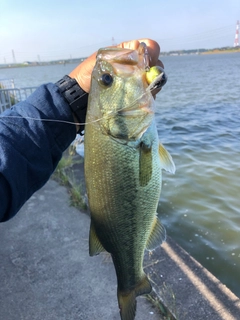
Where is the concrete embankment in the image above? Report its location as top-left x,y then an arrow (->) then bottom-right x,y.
0,153 -> 239,319
145,237 -> 240,319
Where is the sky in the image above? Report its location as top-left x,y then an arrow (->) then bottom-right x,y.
0,0 -> 240,63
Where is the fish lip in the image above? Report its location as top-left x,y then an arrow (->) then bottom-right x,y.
97,48 -> 139,65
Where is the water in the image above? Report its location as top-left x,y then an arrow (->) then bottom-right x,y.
1,53 -> 240,297
0,63 -> 77,88
157,53 -> 240,298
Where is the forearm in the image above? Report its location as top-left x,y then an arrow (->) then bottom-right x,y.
0,83 -> 76,222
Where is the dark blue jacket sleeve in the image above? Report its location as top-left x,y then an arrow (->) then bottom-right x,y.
0,83 -> 76,222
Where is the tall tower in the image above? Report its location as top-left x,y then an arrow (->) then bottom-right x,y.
12,49 -> 16,64
234,20 -> 239,47
112,37 -> 117,46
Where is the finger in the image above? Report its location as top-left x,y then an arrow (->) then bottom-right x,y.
152,87 -> 161,99
69,51 -> 97,92
156,59 -> 164,69
138,39 -> 160,66
117,39 -> 140,50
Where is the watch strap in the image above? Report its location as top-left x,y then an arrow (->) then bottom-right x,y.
55,75 -> 88,134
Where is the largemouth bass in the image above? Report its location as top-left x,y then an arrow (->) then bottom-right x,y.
84,43 -> 175,320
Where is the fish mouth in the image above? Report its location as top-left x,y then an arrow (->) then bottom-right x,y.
98,41 -> 151,73
98,48 -> 139,66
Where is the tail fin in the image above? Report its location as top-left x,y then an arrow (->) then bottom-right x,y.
117,275 -> 152,320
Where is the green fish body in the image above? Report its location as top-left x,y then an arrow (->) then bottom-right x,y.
84,45 -> 175,320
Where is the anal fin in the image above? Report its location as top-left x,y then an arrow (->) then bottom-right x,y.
89,221 -> 106,256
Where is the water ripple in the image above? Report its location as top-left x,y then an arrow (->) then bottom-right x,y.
156,53 -> 240,297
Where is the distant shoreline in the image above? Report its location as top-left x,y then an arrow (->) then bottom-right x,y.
161,47 -> 240,56
201,48 -> 240,55
0,58 -> 86,70
1,47 -> 240,69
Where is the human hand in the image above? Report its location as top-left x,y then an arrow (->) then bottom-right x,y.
69,39 -> 164,93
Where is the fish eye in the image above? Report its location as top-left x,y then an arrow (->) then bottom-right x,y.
100,73 -> 113,87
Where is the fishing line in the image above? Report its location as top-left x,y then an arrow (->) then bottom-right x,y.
0,83 -> 161,127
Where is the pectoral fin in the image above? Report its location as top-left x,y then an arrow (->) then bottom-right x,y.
159,143 -> 176,174
146,215 -> 166,251
89,221 -> 106,256
139,142 -> 152,187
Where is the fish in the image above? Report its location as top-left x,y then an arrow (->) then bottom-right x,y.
84,43 -> 175,320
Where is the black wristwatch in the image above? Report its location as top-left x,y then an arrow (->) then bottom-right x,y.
55,75 -> 88,135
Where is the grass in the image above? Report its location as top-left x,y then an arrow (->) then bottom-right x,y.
70,183 -> 87,210
146,283 -> 178,320
143,256 -> 179,319
53,158 -> 70,186
144,266 -> 179,320
53,148 -> 87,211
0,82 -> 19,109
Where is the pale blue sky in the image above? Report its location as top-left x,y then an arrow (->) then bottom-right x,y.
0,0 -> 239,63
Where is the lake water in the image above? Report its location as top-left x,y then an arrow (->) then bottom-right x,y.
1,53 -> 240,297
